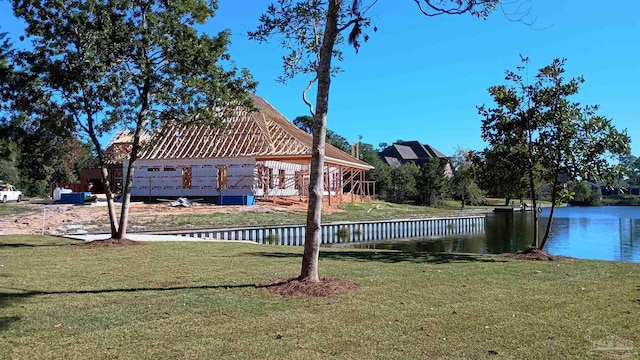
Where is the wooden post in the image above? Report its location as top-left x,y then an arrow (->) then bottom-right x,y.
326,165 -> 331,206
307,160 -> 312,200
350,168 -> 355,203
339,165 -> 343,204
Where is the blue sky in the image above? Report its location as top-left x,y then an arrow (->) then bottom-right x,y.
1,0 -> 638,156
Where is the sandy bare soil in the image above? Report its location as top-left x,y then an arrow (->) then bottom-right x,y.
0,196 -> 344,236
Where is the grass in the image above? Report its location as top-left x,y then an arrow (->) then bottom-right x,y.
441,200 -> 497,210
602,195 -> 640,206
441,198 -> 557,211
1,235 -> 639,359
324,202 -> 459,221
130,201 -> 462,231
133,211 -> 308,230
0,203 -> 35,218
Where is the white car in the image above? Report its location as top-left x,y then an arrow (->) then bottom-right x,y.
0,185 -> 23,203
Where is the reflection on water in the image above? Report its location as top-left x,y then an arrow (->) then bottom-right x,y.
345,206 -> 640,262
543,207 -> 640,262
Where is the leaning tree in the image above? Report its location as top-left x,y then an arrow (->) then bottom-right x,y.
480,57 -> 630,250
249,0 -> 519,282
9,0 -> 255,239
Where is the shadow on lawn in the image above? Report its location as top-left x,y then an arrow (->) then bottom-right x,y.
0,284 -> 251,331
0,316 -> 20,331
248,250 -> 507,264
0,283 -> 256,309
0,243 -> 74,248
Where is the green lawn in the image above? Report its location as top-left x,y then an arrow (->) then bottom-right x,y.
1,235 -> 638,359
0,203 -> 35,218
324,202 -> 460,221
99,201 -> 464,232
441,198 -> 557,211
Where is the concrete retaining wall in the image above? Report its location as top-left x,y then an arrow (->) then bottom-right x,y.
154,216 -> 485,246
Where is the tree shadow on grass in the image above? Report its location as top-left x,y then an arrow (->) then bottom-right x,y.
1,283 -> 256,300
0,316 -> 20,331
247,250 -> 507,264
0,283 -> 255,331
0,243 -> 74,248
0,283 -> 256,314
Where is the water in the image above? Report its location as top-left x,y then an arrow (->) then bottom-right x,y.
544,206 -> 640,262
345,206 -> 640,262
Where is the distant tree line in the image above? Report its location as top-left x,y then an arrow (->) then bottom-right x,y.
1,31 -> 94,197
298,108 -> 636,215
293,115 -> 488,207
479,56 -> 630,249
3,0 -> 256,242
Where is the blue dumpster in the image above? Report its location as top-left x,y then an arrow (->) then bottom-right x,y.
59,192 -> 94,204
217,195 -> 255,206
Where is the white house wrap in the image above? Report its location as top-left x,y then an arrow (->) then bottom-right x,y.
121,95 -> 373,201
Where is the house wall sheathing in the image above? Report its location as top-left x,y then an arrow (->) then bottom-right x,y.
124,157 -> 373,201
126,157 -> 256,198
254,160 -> 305,197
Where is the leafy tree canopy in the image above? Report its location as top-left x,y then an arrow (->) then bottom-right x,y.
479,57 -> 630,248
9,0 -> 256,236
293,115 -> 350,152
475,147 -> 529,205
451,148 -> 484,208
416,157 -> 451,206
250,0 -> 514,281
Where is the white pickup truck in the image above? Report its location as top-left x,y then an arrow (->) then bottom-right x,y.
1,184 -> 23,203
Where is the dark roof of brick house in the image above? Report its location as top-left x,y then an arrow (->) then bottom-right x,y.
379,141 -> 448,168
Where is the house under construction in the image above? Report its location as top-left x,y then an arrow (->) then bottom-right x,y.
116,95 -> 374,204
79,131 -> 145,194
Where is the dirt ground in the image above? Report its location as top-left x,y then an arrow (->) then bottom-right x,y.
0,196 -> 354,236
501,248 -> 575,261
256,277 -> 359,297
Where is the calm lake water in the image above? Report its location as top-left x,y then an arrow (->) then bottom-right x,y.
347,206 -> 640,262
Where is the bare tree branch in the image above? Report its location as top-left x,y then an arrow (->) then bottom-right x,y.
302,76 -> 316,117
337,17 -> 361,32
312,17 -> 321,63
412,0 -> 474,16
499,2 -> 549,30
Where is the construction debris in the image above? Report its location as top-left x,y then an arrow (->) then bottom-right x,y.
170,197 -> 191,207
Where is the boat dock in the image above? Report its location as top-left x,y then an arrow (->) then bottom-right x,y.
493,205 -> 534,213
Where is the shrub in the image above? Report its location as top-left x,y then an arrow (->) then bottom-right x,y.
266,232 -> 280,245
337,227 -> 351,242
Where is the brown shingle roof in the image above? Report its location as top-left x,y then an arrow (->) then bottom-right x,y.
138,95 -> 373,170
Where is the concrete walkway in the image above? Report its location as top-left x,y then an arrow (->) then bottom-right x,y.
64,233 -> 258,244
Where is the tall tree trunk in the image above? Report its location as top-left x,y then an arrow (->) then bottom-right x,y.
300,0 -> 340,282
116,154 -> 135,240
539,172 -> 560,250
73,19 -> 120,239
539,197 -> 555,250
101,165 -> 119,237
528,172 -> 539,248
116,79 -> 150,240
115,3 -> 152,241
87,120 -> 119,238
116,117 -> 146,240
526,128 -> 539,248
